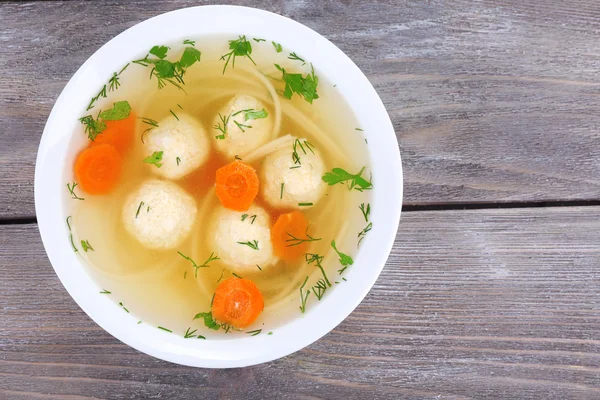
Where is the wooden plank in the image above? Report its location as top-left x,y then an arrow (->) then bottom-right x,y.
1,206 -> 599,399
1,0 -> 600,219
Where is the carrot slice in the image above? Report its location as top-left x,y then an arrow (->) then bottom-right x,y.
74,144 -> 122,194
91,112 -> 136,154
211,277 -> 264,328
271,211 -> 310,260
215,161 -> 259,211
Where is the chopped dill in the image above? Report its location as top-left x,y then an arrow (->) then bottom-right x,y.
250,215 -> 257,224
69,233 -> 78,252
66,216 -> 73,231
158,326 -> 172,333
176,156 -> 181,166
322,167 -> 372,192
183,39 -> 195,46
288,52 -> 306,64
268,331 -> 273,335
241,214 -> 249,221
184,270 -> 187,279
177,104 -> 183,109
178,251 -> 220,278
211,293 -> 215,307
253,38 -> 266,43
213,112 -> 230,139
132,44 -> 201,91
312,279 -> 328,300
291,139 -> 315,165
86,84 -> 107,111
298,202 -> 313,207
137,320 -> 142,324
139,117 -> 159,143
290,166 -> 301,169
280,182 -> 284,199
274,63 -> 319,104
232,272 -> 242,279
220,35 -> 256,74
285,226 -> 321,247
237,240 -> 259,250
305,253 -> 331,287
355,128 -> 364,131
119,302 -> 129,313
184,327 -> 198,338
357,222 -> 373,247
169,109 -> 179,120
234,120 -> 252,132
78,114 -> 106,141
359,203 -> 371,222
99,289 -> 111,294
80,240 -> 94,252
272,42 -> 283,53
135,201 -> 145,218
247,329 -> 262,336
256,264 -> 262,271
299,276 -> 311,313
217,269 -> 225,282
342,277 -> 347,281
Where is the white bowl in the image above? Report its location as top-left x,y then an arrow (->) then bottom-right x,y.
34,5 -> 402,368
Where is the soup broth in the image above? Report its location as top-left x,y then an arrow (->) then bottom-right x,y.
67,35 -> 372,337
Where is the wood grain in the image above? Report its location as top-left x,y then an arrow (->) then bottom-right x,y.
2,0 -> 600,218
2,207 -> 600,399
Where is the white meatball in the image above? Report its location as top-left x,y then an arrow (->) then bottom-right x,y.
212,94 -> 272,159
261,143 -> 326,209
122,180 -> 197,250
143,113 -> 209,180
209,204 -> 275,273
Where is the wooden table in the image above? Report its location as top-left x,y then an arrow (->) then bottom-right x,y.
2,1 -> 599,398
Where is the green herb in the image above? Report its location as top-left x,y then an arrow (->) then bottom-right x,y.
249,215 -> 256,224
305,253 -> 331,287
333,84 -> 337,87
331,240 -> 354,274
69,233 -> 78,252
355,128 -> 364,131
235,108 -> 268,121
280,182 -> 284,199
66,216 -> 73,231
274,63 -> 319,104
342,277 -> 347,281
220,35 -> 256,74
247,329 -> 262,336
133,45 -> 201,91
268,331 -> 273,335
217,269 -> 225,282
170,109 -> 179,121
298,202 -> 313,207
256,264 -> 262,271
139,117 -> 159,142
193,311 -> 221,330
235,155 -> 242,160
137,320 -> 142,324
290,166 -> 301,169
288,52 -> 305,63
183,39 -> 195,46
177,104 -> 183,109
241,214 -> 249,221
291,139 -> 314,165
253,38 -> 266,43
299,276 -> 311,313
232,272 -> 242,279
237,240 -> 259,250
184,327 -> 198,338
176,156 -> 181,166
233,120 -> 251,132
359,203 -> 371,222
178,251 -> 219,278
322,167 -> 372,192
86,84 -> 107,111
78,114 -> 106,141
143,151 -> 164,168
158,326 -> 172,333
99,101 -> 131,121
135,201 -> 145,218
357,222 -> 373,247
272,42 -> 283,53
184,270 -> 187,279
312,279 -> 328,300
213,112 -> 230,139
286,226 -> 321,247
119,302 -> 129,313
365,139 -> 368,144
67,182 -> 84,200
80,240 -> 94,252
211,293 -> 215,307
100,289 -> 111,294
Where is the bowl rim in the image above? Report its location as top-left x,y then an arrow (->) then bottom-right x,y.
34,4 -> 403,368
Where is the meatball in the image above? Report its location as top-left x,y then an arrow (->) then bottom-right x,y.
212,94 -> 273,159
209,204 -> 275,273
142,113 -> 210,180
260,143 -> 326,209
122,179 -> 197,250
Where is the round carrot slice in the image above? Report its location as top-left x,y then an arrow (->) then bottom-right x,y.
215,161 -> 259,211
271,211 -> 310,261
211,277 -> 264,328
74,144 -> 122,195
91,112 -> 136,154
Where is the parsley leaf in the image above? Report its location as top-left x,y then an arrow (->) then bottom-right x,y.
149,45 -> 169,59
193,311 -> 221,330
242,108 -> 268,121
220,35 -> 256,74
179,47 -> 201,69
99,101 -> 131,121
143,151 -> 164,168
322,167 -> 372,192
331,240 -> 354,273
274,63 -> 319,104
80,240 -> 94,252
272,41 -> 283,53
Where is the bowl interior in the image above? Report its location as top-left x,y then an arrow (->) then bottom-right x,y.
35,5 -> 402,368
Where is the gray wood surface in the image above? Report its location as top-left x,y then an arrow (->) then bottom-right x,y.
2,0 -> 600,218
2,207 -> 600,399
